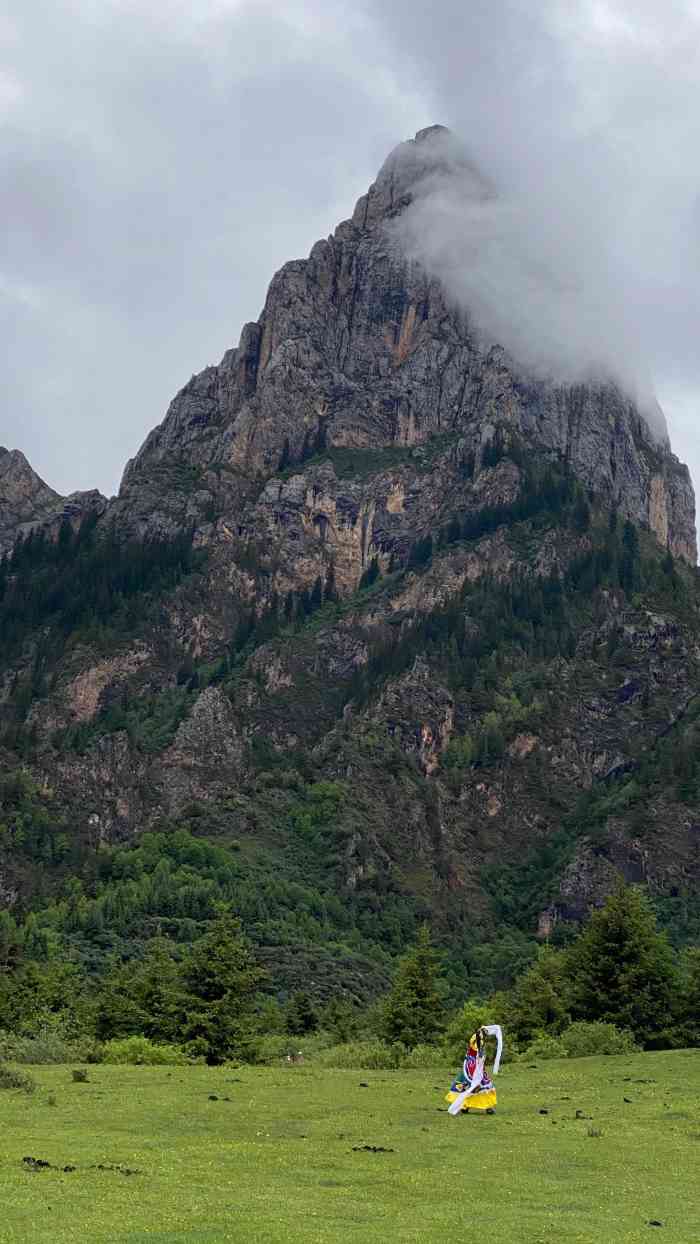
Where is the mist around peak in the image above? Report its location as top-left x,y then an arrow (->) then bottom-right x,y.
389,128 -> 667,439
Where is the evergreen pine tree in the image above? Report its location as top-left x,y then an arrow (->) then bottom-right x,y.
0,910 -> 22,973
620,520 -> 640,593
505,945 -> 570,1046
285,989 -> 319,1035
677,947 -> 700,1047
380,925 -> 445,1048
409,536 -> 433,568
176,653 -> 195,686
323,997 -> 359,1043
57,518 -> 73,557
180,911 -> 266,1063
359,557 -> 380,590
95,937 -> 184,1042
567,885 -> 677,1044
310,576 -> 324,610
573,494 -> 591,532
283,591 -> 296,625
324,563 -> 338,603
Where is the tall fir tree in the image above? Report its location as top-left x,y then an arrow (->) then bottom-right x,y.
310,576 -> 324,610
380,925 -> 445,1049
285,990 -> 319,1036
180,911 -> 267,1064
324,563 -> 338,604
505,945 -> 571,1046
677,947 -> 700,1047
95,937 -> 184,1043
567,885 -> 677,1044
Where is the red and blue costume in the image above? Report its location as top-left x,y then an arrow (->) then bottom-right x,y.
446,1024 -> 503,1114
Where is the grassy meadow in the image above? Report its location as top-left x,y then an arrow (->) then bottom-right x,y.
1,1050 -> 699,1243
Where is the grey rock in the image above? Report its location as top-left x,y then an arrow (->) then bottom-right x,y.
0,447 -> 108,556
0,447 -> 62,555
112,125 -> 695,566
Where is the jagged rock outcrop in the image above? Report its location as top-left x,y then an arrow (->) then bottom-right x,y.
0,446 -> 107,556
114,125 -> 695,566
0,448 -> 62,555
54,489 -> 109,533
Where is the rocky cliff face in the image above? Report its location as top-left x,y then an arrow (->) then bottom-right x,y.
0,447 -> 107,556
0,448 -> 62,555
115,125 -> 696,567
2,127 -> 699,961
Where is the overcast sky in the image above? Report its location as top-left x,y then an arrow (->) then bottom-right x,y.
2,1 -> 700,506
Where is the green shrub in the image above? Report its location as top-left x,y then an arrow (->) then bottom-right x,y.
559,1021 -> 639,1058
316,1041 -> 404,1070
251,1035 -> 446,1069
248,1032 -> 335,1065
102,1036 -> 194,1066
0,1063 -> 35,1093
248,1035 -> 298,1065
401,1044 -> 448,1068
521,1034 -> 569,1061
84,1041 -> 106,1064
443,735 -> 474,770
0,1026 -> 95,1066
443,1001 -> 495,1065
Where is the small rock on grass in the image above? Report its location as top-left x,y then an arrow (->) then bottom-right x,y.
352,1145 -> 395,1154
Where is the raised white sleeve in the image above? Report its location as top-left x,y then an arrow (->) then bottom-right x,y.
483,1024 -> 503,1075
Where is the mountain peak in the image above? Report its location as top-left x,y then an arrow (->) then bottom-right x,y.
118,125 -> 695,565
414,124 -> 451,143
352,124 -> 489,232
0,448 -> 107,556
0,448 -> 62,555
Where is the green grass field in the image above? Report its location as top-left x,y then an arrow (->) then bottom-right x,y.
1,1050 -> 699,1243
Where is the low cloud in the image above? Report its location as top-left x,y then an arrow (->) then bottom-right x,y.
2,0 -> 700,499
391,129 -> 664,427
375,0 -> 700,459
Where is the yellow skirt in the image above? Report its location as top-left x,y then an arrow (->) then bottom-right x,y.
445,1088 -> 497,1112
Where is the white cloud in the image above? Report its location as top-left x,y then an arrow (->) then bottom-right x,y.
1,0 -> 698,508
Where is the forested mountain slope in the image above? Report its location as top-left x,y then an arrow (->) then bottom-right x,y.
1,126 -> 698,999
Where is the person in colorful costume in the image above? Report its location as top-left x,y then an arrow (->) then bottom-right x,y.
445,1024 -> 503,1115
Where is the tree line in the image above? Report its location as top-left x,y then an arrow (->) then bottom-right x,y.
378,885 -> 700,1054
1,883 -> 697,1065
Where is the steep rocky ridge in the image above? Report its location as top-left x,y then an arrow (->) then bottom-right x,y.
1,127 -> 699,985
0,446 -> 107,556
1,448 -> 62,554
114,125 -> 696,567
